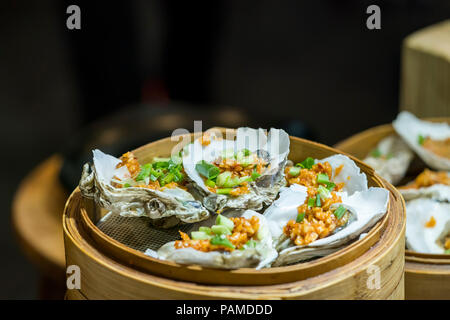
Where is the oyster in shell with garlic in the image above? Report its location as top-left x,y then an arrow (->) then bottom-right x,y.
268,154 -> 389,266
399,169 -> 450,202
182,127 -> 290,213
405,198 -> 450,254
148,210 -> 278,269
79,149 -> 210,228
363,135 -> 414,185
393,111 -> 450,170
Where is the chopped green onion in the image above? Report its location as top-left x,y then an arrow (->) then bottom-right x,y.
153,157 -> 171,163
307,197 -> 316,208
300,157 -> 315,170
123,183 -> 131,188
216,188 -> 233,195
296,212 -> 305,223
224,177 -> 242,188
238,155 -> 256,167
199,226 -> 212,235
251,169 -> 261,180
211,225 -> 232,235
135,163 -> 153,181
172,170 -> 184,182
205,179 -> 216,188
238,176 -> 252,184
317,173 -> 330,184
445,249 -> 450,254
418,134 -> 425,145
216,171 -> 231,187
242,149 -> 251,156
195,160 -> 220,180
210,235 -> 235,249
191,231 -> 211,240
333,205 -> 346,220
288,166 -> 301,177
316,194 -> 321,207
160,172 -> 175,186
215,214 -> 235,231
317,185 -> 331,199
386,152 -> 394,160
370,148 -> 382,158
326,182 -> 336,191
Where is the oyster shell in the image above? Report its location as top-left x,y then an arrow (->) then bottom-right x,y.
149,210 -> 278,269
267,154 -> 389,266
405,198 -> 450,254
79,149 -> 210,228
399,170 -> 450,202
182,127 -> 290,212
363,135 -> 414,185
400,183 -> 450,202
393,111 -> 450,170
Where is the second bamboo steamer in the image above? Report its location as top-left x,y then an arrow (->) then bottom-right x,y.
335,118 -> 450,300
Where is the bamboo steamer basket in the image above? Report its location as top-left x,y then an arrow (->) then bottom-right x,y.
63,129 -> 405,299
334,118 -> 450,300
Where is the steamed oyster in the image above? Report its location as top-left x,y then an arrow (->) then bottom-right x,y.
393,111 -> 450,170
267,155 -> 389,266
79,149 -> 210,228
362,135 -> 414,185
182,127 -> 290,212
398,169 -> 450,202
405,198 -> 450,254
148,211 -> 278,269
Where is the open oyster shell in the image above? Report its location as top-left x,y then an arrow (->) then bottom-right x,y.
79,149 -> 210,228
267,154 -> 389,266
182,127 -> 290,212
149,210 -> 278,269
393,111 -> 450,170
400,183 -> 450,202
405,198 -> 450,254
363,135 -> 414,185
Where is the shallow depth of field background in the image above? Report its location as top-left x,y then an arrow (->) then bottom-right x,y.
1,0 -> 449,298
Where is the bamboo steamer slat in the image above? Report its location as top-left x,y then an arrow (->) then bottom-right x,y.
334,118 -> 450,300
63,130 -> 405,299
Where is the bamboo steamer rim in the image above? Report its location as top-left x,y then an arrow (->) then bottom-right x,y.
334,117 -> 450,264
68,128 -> 397,286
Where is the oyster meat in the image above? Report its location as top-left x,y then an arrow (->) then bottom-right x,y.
182,127 -> 290,212
393,111 -> 450,170
148,210 -> 278,269
405,198 -> 450,254
399,169 -> 450,202
79,149 -> 210,228
267,154 -> 389,266
363,135 -> 414,185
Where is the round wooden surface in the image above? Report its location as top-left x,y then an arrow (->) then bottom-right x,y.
334,119 -> 450,300
12,155 -> 67,279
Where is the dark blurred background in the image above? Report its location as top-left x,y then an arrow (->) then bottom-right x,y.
1,0 -> 449,299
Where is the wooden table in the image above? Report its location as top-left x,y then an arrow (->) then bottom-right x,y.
12,155 -> 68,299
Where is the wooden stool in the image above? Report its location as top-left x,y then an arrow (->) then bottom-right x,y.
12,155 -> 67,299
